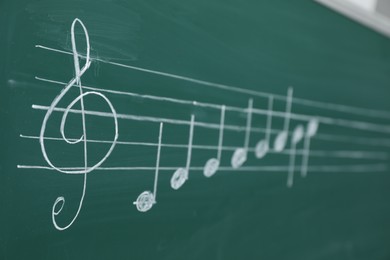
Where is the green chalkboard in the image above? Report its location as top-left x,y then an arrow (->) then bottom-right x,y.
1,0 -> 390,259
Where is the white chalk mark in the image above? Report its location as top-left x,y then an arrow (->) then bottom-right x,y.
17,164 -> 388,173
170,115 -> 195,190
274,88 -> 293,152
301,118 -> 320,177
255,96 -> 274,159
26,21 -> 390,225
231,99 -> 253,169
35,45 -> 390,121
35,76 -> 390,134
32,104 -> 256,133
20,134 -> 389,160
287,125 -> 305,188
133,123 -> 163,212
153,125 -> 163,202
217,106 -> 226,161
203,105 -> 225,178
38,19 -> 118,231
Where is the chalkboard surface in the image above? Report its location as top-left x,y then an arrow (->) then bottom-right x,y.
1,0 -> 390,259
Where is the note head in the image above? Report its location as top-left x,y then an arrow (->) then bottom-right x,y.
274,131 -> 288,152
307,118 -> 319,137
292,125 -> 304,144
231,148 -> 247,169
255,140 -> 269,159
134,191 -> 155,212
171,168 -> 188,190
203,158 -> 220,178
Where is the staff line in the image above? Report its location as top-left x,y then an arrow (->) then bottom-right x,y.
32,104 -> 390,145
17,164 -> 389,172
313,133 -> 390,147
35,76 -> 390,134
35,44 -> 390,121
19,134 -> 390,160
29,104 -> 390,148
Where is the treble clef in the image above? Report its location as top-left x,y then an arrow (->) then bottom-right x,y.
39,18 -> 119,230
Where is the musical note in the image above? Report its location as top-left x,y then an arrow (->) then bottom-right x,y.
255,96 -> 274,159
231,99 -> 253,169
170,115 -> 195,190
133,123 -> 163,212
273,88 -> 293,152
39,18 -> 119,230
287,125 -> 304,188
204,105 -> 226,177
301,118 -> 320,177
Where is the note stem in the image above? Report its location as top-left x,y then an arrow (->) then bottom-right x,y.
153,123 -> 163,201
265,96 -> 274,142
244,99 -> 253,150
301,136 -> 311,177
283,88 -> 293,133
217,105 -> 226,161
185,115 -> 195,175
287,142 -> 296,188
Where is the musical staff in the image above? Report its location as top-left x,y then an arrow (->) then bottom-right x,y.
17,18 -> 390,230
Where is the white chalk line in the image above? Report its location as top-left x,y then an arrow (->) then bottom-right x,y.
244,99 -> 253,150
153,123 -> 163,200
314,132 -> 390,147
35,76 -> 390,134
19,134 -> 390,160
216,105 -> 225,161
17,164 -> 388,172
32,103 -> 390,144
32,104 -> 259,132
35,45 -> 390,121
185,115 -> 195,171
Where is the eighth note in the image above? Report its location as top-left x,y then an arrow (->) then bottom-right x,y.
287,125 -> 304,188
301,118 -> 319,177
231,99 -> 253,169
274,87 -> 293,152
204,105 -> 226,178
171,115 -> 195,190
133,123 -> 164,212
255,96 -> 273,159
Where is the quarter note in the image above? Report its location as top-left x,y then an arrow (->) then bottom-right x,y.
204,105 -> 226,178
231,99 -> 253,169
287,125 -> 304,188
255,96 -> 273,159
273,87 -> 293,152
133,123 -> 164,212
171,115 -> 195,190
301,118 -> 319,177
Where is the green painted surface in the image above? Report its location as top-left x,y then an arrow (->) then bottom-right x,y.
1,0 -> 390,259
